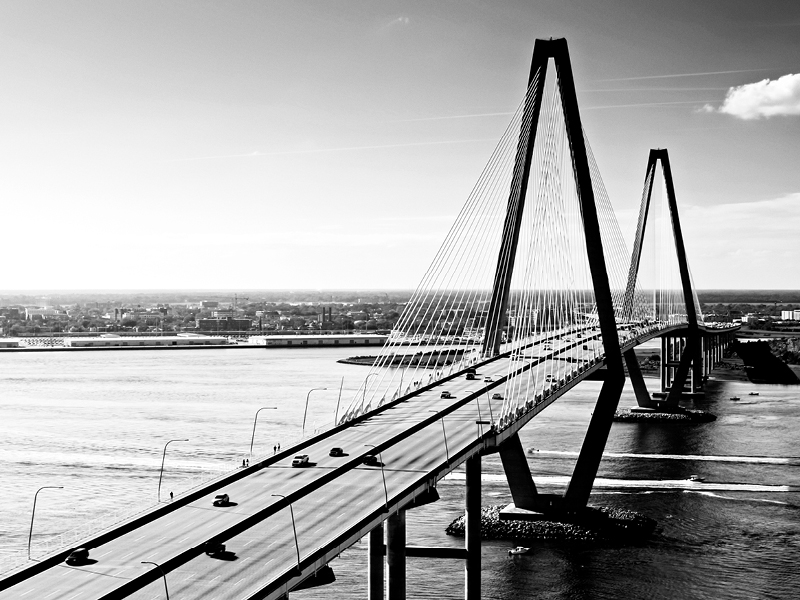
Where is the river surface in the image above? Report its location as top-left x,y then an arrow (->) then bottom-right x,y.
1,348 -> 798,599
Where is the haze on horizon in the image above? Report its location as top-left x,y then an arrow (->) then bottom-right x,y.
1,1 -> 798,292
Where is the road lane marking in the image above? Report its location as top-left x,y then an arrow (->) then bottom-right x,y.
135,535 -> 146,541
19,590 -> 34,597
235,578 -> 244,586
244,540 -> 254,546
96,550 -> 112,558
43,590 -> 61,599
178,537 -> 189,543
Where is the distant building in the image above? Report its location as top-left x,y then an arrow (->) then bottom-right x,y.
202,301 -> 220,309
25,308 -> 68,321
196,318 -> 251,331
255,334 -> 387,348
781,310 -> 800,321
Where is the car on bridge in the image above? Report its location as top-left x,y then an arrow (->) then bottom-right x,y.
484,376 -> 493,382
440,391 -> 453,399
212,493 -> 230,507
492,393 -> 503,400
466,373 -> 477,380
65,547 -> 89,566
362,453 -> 380,466
292,454 -> 310,467
204,541 -> 226,558
329,447 -> 344,457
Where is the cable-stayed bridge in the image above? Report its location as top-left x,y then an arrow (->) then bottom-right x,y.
0,38 -> 737,600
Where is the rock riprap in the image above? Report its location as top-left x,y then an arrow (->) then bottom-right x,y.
446,504 -> 656,543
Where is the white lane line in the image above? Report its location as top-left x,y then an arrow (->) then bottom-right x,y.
244,540 -> 254,546
134,535 -> 146,541
265,558 -> 275,566
43,590 -> 61,599
66,594 -> 81,600
96,550 -> 112,558
267,541 -> 277,547
235,578 -> 244,586
177,537 -> 189,543
19,590 -> 34,597
240,556 -> 251,562
120,552 -> 133,559
210,575 -> 220,583
184,573 -> 195,580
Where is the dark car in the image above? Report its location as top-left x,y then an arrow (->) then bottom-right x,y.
329,447 -> 344,457
65,547 -> 89,566
362,454 -> 380,466
204,541 -> 226,557
212,493 -> 230,507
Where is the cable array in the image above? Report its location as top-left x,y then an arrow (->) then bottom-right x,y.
338,58 -> 699,426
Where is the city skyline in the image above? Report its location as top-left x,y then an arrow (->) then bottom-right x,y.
1,1 -> 798,291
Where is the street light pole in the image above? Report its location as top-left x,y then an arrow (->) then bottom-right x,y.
141,561 -> 170,599
484,389 -> 495,428
364,444 -> 389,512
429,410 -> 450,464
334,376 -> 344,425
302,388 -> 327,437
158,439 -> 188,502
28,486 -> 63,559
271,494 -> 301,572
362,372 -> 378,407
250,406 -> 277,457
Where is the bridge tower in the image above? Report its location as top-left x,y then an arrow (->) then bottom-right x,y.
483,37 -> 626,515
621,149 -> 703,409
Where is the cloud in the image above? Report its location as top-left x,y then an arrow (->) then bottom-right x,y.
703,73 -> 800,119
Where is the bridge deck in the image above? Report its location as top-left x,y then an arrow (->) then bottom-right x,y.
0,323 -> 736,599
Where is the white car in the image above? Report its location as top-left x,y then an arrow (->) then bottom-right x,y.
292,454 -> 309,467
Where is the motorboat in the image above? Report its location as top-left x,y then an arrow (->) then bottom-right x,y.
729,396 -> 740,401
688,475 -> 705,482
508,546 -> 530,555
749,392 -> 759,396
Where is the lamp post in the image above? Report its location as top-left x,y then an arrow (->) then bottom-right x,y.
364,444 -> 389,511
362,372 -> 378,407
484,389 -> 495,428
158,439 -> 188,502
429,410 -> 450,464
141,561 -> 170,599
28,486 -> 62,559
250,406 -> 277,457
334,376 -> 344,425
271,494 -> 301,572
303,388 -> 327,437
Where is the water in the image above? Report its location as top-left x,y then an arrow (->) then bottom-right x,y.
1,348 -> 799,598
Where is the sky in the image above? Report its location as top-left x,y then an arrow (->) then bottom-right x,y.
1,0 -> 798,291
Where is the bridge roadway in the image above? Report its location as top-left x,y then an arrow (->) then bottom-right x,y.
0,322 -> 720,600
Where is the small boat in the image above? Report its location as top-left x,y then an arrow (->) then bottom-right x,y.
749,392 -> 759,396
729,396 -> 740,401
508,546 -> 530,555
688,475 -> 705,482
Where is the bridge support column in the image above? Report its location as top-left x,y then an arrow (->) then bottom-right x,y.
386,510 -> 406,600
624,349 -> 654,407
465,455 -> 481,600
368,522 -> 384,600
498,433 -> 538,509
